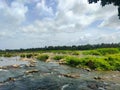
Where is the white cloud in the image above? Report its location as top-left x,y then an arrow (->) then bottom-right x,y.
36,0 -> 54,17
0,0 -> 120,49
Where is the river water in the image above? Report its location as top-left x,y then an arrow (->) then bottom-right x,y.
0,57 -> 120,90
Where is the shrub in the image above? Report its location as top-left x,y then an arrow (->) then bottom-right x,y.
65,56 -> 82,67
72,51 -> 80,55
20,54 -> 26,58
26,53 -> 33,58
37,54 -> 49,61
53,55 -> 65,60
4,53 -> 14,57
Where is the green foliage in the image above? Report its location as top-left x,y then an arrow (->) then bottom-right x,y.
83,50 -> 101,55
72,51 -> 80,55
20,53 -> 33,58
83,48 -> 120,56
20,54 -> 26,58
65,55 -> 119,70
37,54 -> 49,61
53,55 -> 65,60
26,53 -> 33,58
4,53 -> 14,57
97,48 -> 119,55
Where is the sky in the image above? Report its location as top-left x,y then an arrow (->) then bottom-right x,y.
0,0 -> 120,49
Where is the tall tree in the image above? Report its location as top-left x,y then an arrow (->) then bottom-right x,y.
88,0 -> 120,19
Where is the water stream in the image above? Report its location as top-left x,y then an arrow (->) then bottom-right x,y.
0,57 -> 120,90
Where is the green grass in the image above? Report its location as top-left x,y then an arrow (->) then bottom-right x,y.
65,55 -> 120,71
37,54 -> 49,61
53,55 -> 65,60
1,48 -> 120,71
3,53 -> 15,57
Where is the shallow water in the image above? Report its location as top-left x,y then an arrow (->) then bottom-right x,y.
0,57 -> 28,66
0,57 -> 120,90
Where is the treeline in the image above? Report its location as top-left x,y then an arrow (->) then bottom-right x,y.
0,43 -> 120,52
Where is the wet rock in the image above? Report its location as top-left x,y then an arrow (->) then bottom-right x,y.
12,64 -> 20,68
61,74 -> 80,78
94,76 -> 102,80
30,60 -> 37,63
25,69 -> 39,74
7,77 -> 15,81
26,62 -> 36,67
87,83 -> 98,89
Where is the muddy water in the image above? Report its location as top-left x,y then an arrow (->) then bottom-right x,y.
0,57 -> 120,90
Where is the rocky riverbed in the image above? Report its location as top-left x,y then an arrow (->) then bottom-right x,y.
0,57 -> 120,90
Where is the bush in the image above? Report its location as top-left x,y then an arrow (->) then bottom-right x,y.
20,54 -> 26,58
26,53 -> 33,58
53,55 -> 65,60
37,54 -> 49,61
4,53 -> 14,57
72,51 -> 80,55
65,56 -> 82,67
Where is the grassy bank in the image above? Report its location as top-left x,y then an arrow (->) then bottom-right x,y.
0,48 -> 120,71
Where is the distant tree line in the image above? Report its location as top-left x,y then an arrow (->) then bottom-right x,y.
1,43 -> 120,52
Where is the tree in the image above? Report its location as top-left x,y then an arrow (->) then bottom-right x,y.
88,0 -> 120,19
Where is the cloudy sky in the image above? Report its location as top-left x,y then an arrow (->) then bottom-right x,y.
0,0 -> 120,49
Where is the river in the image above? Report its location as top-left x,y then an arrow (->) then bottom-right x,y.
0,57 -> 120,90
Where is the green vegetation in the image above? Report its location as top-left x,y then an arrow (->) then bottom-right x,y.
3,53 -> 15,57
37,54 -> 49,61
53,55 -> 65,60
72,51 -> 80,55
1,43 -> 120,71
65,56 -> 113,70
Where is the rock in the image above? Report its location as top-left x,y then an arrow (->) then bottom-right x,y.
25,69 -> 39,74
59,59 -> 66,65
61,74 -> 80,78
85,68 -> 92,72
8,77 -> 15,81
46,59 -> 51,63
30,60 -> 37,63
28,63 -> 36,67
12,64 -> 20,68
87,83 -> 98,89
94,76 -> 102,80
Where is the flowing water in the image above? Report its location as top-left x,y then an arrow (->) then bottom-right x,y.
0,57 -> 120,90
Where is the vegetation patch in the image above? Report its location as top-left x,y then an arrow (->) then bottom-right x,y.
65,55 -> 120,71
37,54 -> 49,61
53,55 -> 65,60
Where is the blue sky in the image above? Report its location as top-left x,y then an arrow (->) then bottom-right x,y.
0,0 -> 120,49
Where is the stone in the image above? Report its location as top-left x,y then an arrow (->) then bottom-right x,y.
25,69 -> 39,74
46,59 -> 51,63
12,64 -> 20,68
61,74 -> 80,78
94,76 -> 102,80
